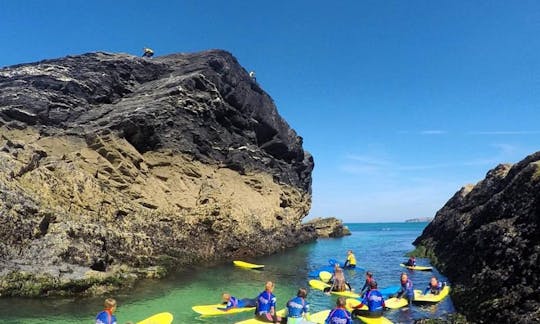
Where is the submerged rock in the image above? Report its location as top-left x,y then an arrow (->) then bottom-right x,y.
0,50 -> 315,296
413,154 -> 540,323
305,217 -> 351,238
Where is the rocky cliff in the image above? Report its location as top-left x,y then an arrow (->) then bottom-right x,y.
304,217 -> 351,238
0,50 -> 315,296
414,153 -> 540,323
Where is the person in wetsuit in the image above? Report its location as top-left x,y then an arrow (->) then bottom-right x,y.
423,276 -> 445,295
325,297 -> 352,324
396,273 -> 414,305
219,293 -> 257,311
286,288 -> 310,324
95,298 -> 117,324
352,281 -> 385,319
360,271 -> 375,297
255,281 -> 283,323
344,250 -> 357,269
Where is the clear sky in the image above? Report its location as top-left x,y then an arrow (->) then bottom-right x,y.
1,1 -> 539,222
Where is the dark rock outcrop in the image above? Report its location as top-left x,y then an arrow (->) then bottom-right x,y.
305,217 -> 351,238
413,153 -> 540,323
0,50 -> 315,296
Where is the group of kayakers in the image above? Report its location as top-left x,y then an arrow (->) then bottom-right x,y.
216,251 -> 446,323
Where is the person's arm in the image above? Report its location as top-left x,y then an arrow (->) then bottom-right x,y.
354,294 -> 368,309
218,300 -> 234,311
303,302 -> 310,318
360,280 -> 368,292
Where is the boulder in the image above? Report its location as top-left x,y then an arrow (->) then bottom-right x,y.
0,50 -> 316,296
413,154 -> 540,323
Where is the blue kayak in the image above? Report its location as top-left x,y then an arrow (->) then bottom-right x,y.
357,285 -> 401,299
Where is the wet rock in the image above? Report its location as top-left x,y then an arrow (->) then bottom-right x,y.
305,217 -> 351,238
0,50 -> 316,296
413,153 -> 540,323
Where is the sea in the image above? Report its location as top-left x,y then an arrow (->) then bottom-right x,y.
0,222 -> 455,323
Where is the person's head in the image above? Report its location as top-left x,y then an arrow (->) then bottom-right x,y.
347,250 -> 353,255
222,293 -> 231,302
297,288 -> 307,298
400,273 -> 408,283
370,280 -> 378,289
336,297 -> 346,307
430,277 -> 439,286
104,298 -> 117,312
366,271 -> 373,279
265,281 -> 274,292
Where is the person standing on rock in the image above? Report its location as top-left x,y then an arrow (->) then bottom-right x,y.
344,250 -> 357,268
249,71 -> 256,81
255,281 -> 283,323
396,273 -> 414,305
95,298 -> 117,324
142,47 -> 154,58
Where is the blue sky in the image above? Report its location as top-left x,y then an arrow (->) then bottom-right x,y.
1,1 -> 539,222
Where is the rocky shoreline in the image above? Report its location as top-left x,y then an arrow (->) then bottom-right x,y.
413,153 -> 540,323
0,50 -> 323,296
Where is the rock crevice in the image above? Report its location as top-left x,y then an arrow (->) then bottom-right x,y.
414,153 -> 540,323
0,50 -> 315,296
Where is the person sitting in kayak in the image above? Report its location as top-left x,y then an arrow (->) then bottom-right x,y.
325,297 -> 352,324
255,281 -> 283,323
324,265 -> 352,293
396,273 -> 414,305
405,256 -> 416,267
344,250 -> 356,268
218,293 -> 257,311
423,276 -> 445,295
286,288 -> 309,323
360,271 -> 375,297
351,281 -> 385,318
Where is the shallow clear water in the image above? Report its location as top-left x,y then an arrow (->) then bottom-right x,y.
0,222 -> 454,323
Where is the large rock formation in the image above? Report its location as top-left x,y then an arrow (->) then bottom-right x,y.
414,153 -> 540,323
0,50 -> 315,296
305,217 -> 351,238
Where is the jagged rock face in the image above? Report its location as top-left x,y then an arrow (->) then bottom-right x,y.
0,50 -> 315,296
414,153 -> 540,323
305,217 -> 351,238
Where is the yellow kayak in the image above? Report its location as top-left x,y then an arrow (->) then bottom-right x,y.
357,316 -> 393,324
136,312 -> 173,324
233,260 -> 265,269
413,285 -> 450,303
319,271 -> 332,282
309,279 -> 360,298
307,309 -> 330,323
400,263 -> 433,271
235,309 -> 286,324
327,303 -> 393,324
192,303 -> 255,316
345,298 -> 368,311
384,297 -> 408,309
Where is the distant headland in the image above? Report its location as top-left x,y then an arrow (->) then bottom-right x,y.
404,217 -> 433,223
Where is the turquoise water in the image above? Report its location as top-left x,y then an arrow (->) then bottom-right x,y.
0,222 -> 454,323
